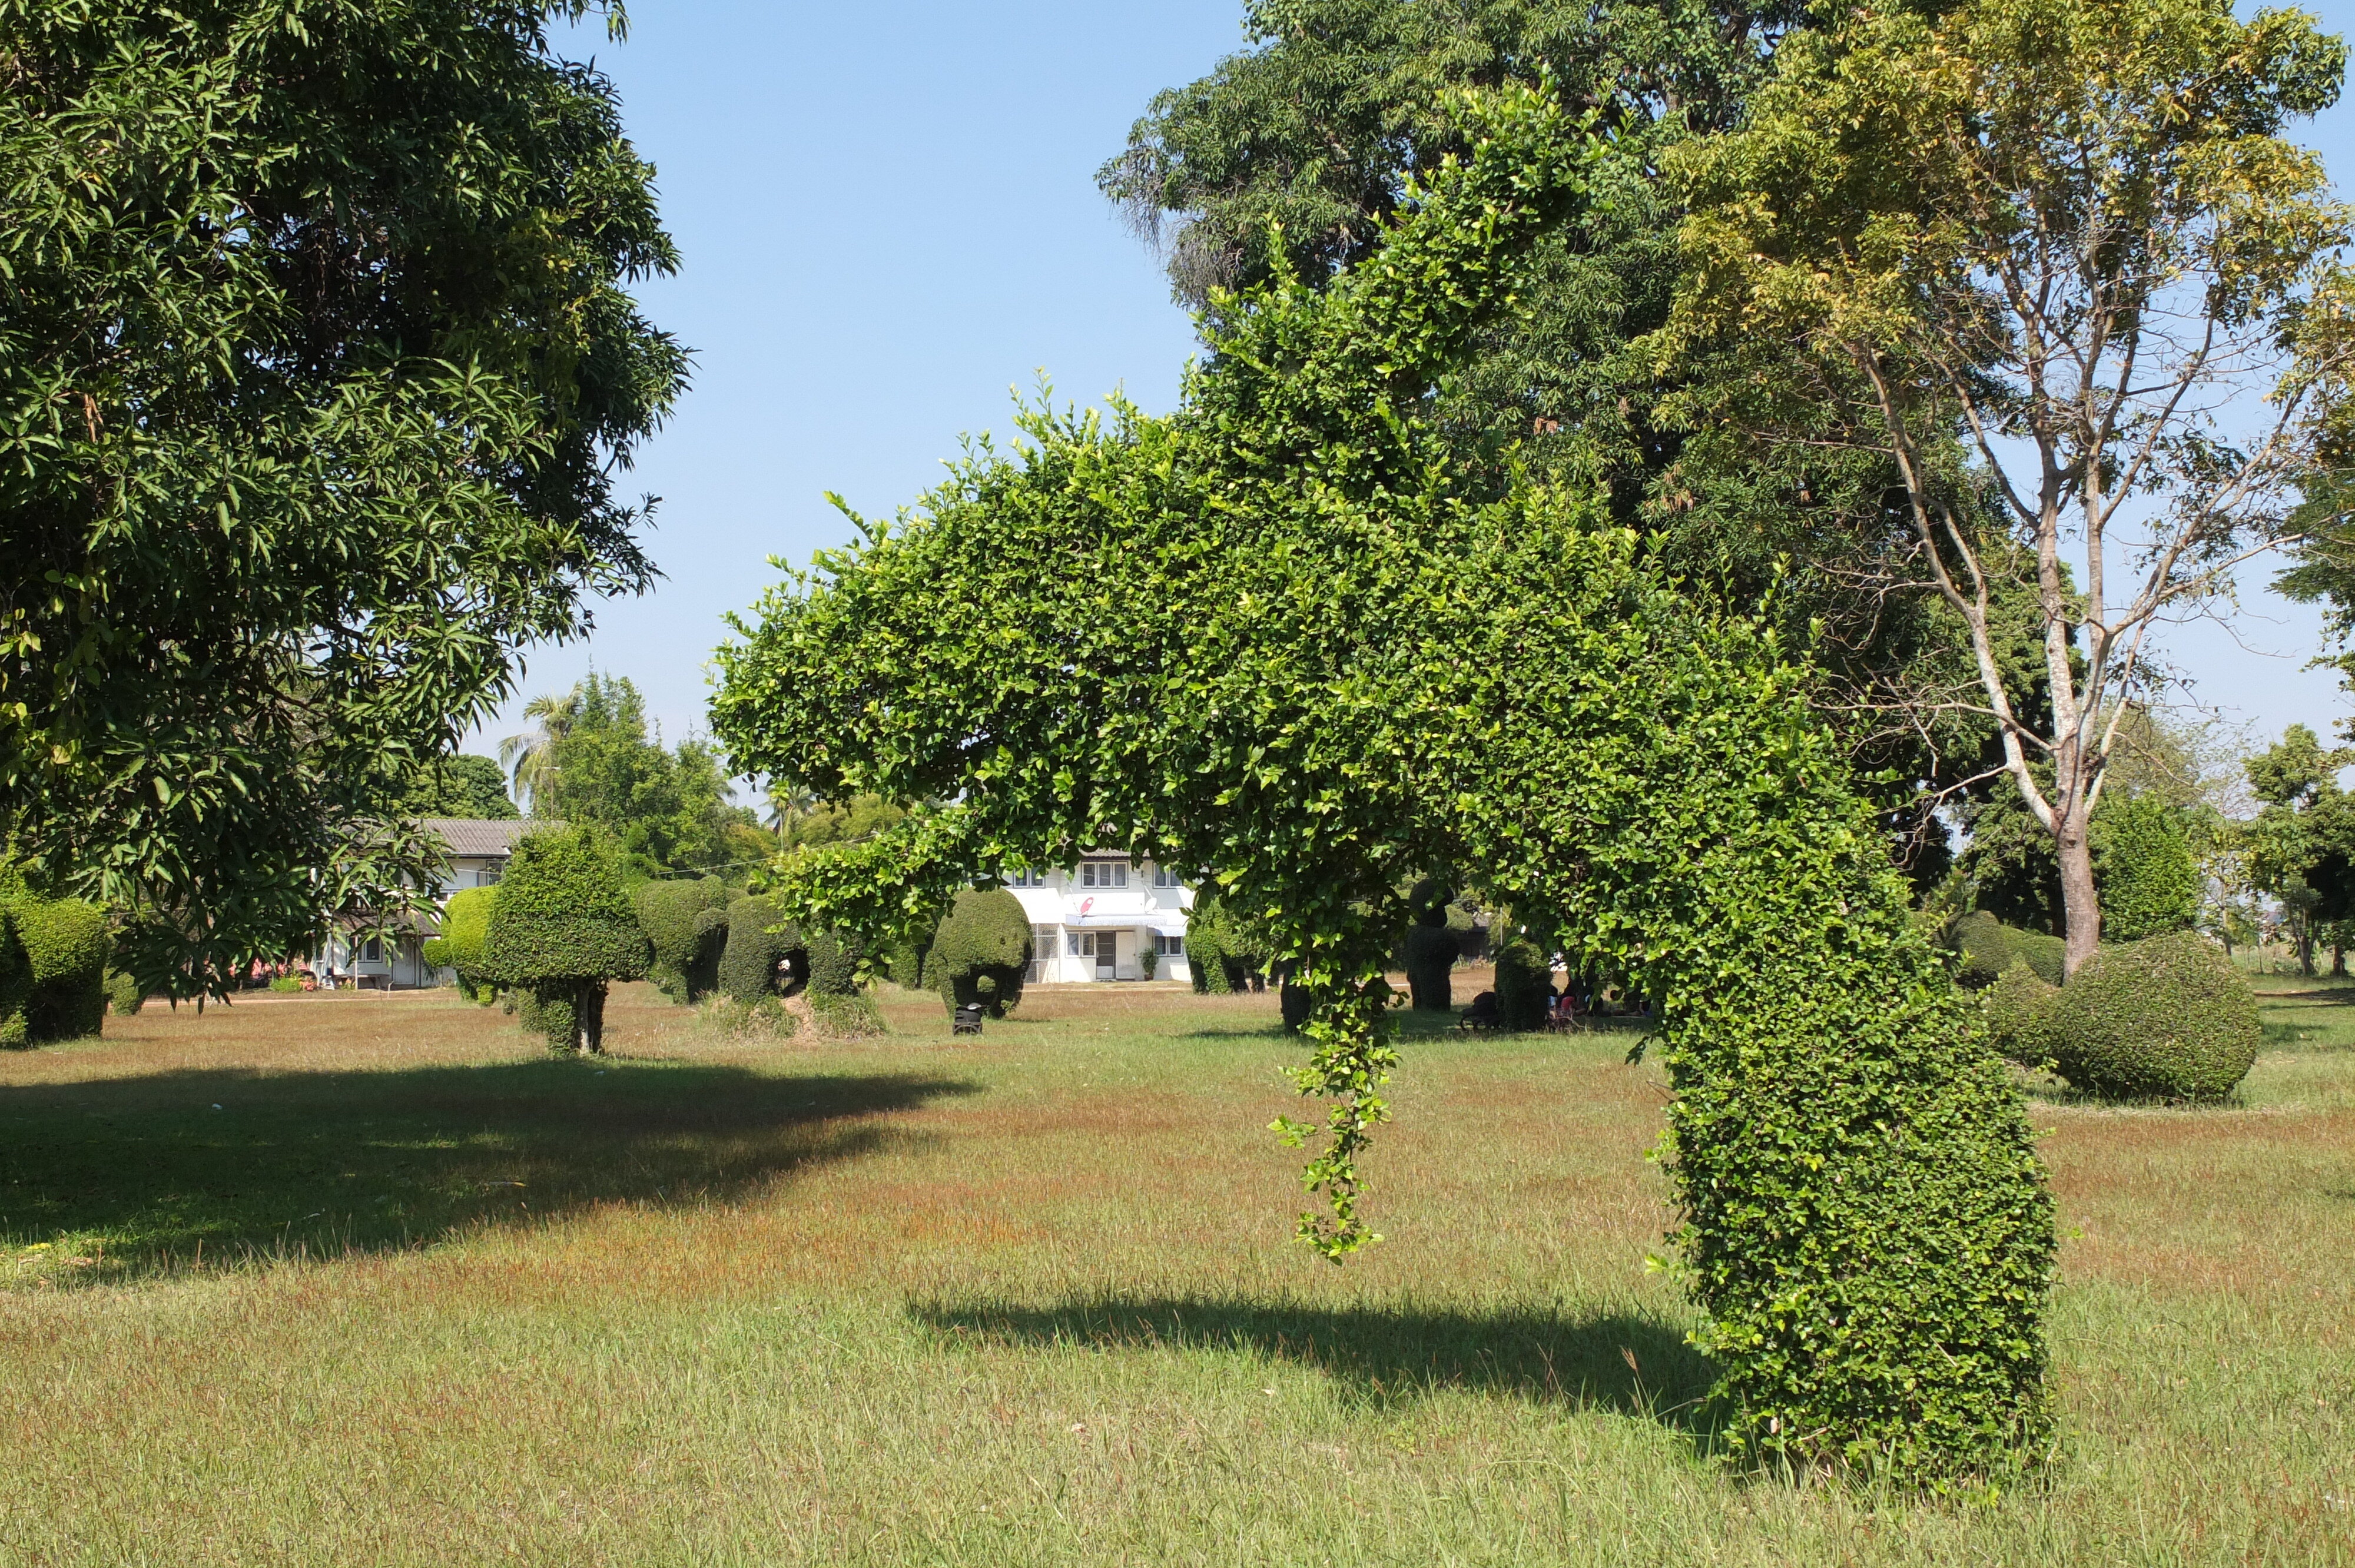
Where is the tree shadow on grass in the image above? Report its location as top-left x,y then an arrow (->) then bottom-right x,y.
913,1296 -> 1718,1437
0,1059 -> 979,1281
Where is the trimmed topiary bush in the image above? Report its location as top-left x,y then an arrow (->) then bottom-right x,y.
0,895 -> 110,1044
2048,933 -> 2258,1100
718,894 -> 799,1004
477,828 -> 649,1054
633,876 -> 731,1002
105,968 -> 145,1015
423,885 -> 500,1004
930,888 -> 1032,1019
1492,939 -> 1553,1031
1953,911 -> 2066,989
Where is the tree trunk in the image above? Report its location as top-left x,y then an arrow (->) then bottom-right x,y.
2057,819 -> 2102,978
2335,942 -> 2347,978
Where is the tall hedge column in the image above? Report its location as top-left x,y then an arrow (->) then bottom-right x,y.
480,828 -> 649,1054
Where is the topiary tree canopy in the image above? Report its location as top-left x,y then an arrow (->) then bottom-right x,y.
422,885 -> 500,1004
711,87 -> 2053,1479
929,888 -> 1032,1019
478,827 -> 648,1054
633,876 -> 731,1002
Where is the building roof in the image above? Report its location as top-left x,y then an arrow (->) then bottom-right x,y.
422,818 -> 549,858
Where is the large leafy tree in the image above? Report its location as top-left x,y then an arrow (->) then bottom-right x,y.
528,676 -> 756,876
1659,0 -> 2352,972
0,0 -> 686,993
2242,724 -> 2355,975
715,88 -> 2052,1477
1102,0 -> 2046,878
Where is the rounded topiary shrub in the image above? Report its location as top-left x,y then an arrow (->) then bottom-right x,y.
2045,932 -> 2259,1101
1491,939 -> 1553,1031
633,876 -> 731,1003
930,888 -> 1032,1019
718,894 -> 799,1004
423,885 -> 500,1004
1953,910 -> 2066,989
1,895 -> 110,1044
2094,793 -> 2201,942
104,968 -> 145,1016
478,828 -> 649,1054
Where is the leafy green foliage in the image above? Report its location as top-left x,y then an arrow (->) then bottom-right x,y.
422,885 -> 500,1004
1994,934 -> 2260,1101
529,676 -> 758,875
396,755 -> 519,821
1982,959 -> 2061,1072
0,0 -> 685,998
2095,796 -> 2201,942
479,828 -> 647,1052
712,85 -> 2052,1477
1953,912 -> 2067,990
1181,891 -> 1269,995
2241,725 -> 2355,974
633,876 -> 731,1002
928,889 -> 1031,1019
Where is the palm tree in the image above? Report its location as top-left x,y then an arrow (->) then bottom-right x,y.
764,783 -> 818,833
500,687 -> 581,815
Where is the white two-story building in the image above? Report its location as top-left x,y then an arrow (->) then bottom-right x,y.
1004,857 -> 1194,983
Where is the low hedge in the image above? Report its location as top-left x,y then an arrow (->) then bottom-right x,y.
1953,911 -> 2066,989
930,888 -> 1031,1018
1984,932 -> 2258,1101
634,876 -> 731,1002
479,828 -> 649,1054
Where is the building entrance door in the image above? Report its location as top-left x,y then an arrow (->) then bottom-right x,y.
1095,932 -> 1117,979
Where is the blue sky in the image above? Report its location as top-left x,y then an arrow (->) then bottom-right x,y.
480,1 -> 2355,780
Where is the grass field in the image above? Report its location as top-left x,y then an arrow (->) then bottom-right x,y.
0,971 -> 2348,1565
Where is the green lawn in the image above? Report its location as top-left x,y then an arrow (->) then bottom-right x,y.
0,976 -> 2347,1564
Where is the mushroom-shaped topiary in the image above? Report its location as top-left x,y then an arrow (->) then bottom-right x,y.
718,893 -> 800,1004
478,828 -> 649,1054
930,888 -> 1032,1019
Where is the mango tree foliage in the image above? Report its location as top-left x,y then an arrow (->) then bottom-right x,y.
0,0 -> 685,994
714,87 -> 2052,1479
1656,0 -> 2353,975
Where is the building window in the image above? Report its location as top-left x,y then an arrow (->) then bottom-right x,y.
1067,932 -> 1084,956
360,936 -> 383,964
1008,869 -> 1046,888
1081,862 -> 1128,888
1152,866 -> 1188,889
480,865 -> 502,886
1155,932 -> 1185,956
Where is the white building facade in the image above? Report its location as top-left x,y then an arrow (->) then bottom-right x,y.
313,819 -> 540,989
1004,857 -> 1194,984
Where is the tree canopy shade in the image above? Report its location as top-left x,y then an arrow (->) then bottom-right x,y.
0,0 -> 685,995
713,87 -> 2052,1479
